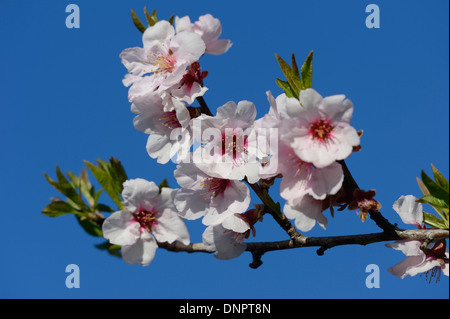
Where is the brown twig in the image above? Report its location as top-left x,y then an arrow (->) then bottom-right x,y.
156,228 -> 449,269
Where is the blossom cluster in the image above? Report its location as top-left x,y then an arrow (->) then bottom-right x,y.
102,13 -> 365,265
100,13 -> 428,269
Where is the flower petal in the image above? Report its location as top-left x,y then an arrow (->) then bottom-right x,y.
202,224 -> 247,260
102,211 -> 140,246
122,178 -> 159,213
393,195 -> 423,227
153,209 -> 190,245
121,232 -> 158,266
143,20 -> 175,48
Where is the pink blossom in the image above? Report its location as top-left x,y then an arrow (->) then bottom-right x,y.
277,142 -> 343,202
192,100 -> 261,183
175,14 -> 232,55
202,209 -> 262,260
102,178 -> 189,266
284,195 -> 327,232
386,240 -> 449,280
173,163 -> 251,227
279,89 -> 360,168
120,20 -> 205,101
131,93 -> 192,164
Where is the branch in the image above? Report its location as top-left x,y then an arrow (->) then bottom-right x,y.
338,160 -> 398,233
196,96 -> 213,116
156,228 -> 449,268
246,180 -> 303,240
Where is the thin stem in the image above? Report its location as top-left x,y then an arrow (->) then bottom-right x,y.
338,159 -> 398,233
156,228 -> 449,269
245,179 -> 303,240
196,96 -> 213,116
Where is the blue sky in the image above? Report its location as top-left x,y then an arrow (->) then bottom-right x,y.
0,0 -> 448,299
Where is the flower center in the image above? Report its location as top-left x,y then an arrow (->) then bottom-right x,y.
220,131 -> 248,161
158,110 -> 182,129
309,119 -> 334,142
148,51 -> 176,74
134,208 -> 159,233
200,178 -> 230,200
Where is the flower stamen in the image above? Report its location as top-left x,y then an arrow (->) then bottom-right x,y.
147,51 -> 177,74
158,110 -> 182,129
309,119 -> 334,142
134,209 -> 159,233
200,178 -> 230,200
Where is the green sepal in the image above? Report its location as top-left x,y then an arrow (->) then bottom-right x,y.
158,178 -> 170,194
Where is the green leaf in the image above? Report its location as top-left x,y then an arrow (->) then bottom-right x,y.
416,176 -> 431,196
96,158 -> 121,194
67,169 -> 95,206
276,78 -> 296,98
144,7 -> 158,26
42,200 -> 80,217
84,160 -> 124,210
96,203 -> 115,213
291,54 -> 301,83
275,54 -> 301,98
417,195 -> 449,210
44,167 -> 85,210
109,157 -> 128,192
75,215 -> 103,237
300,50 -> 313,89
421,170 -> 449,205
131,9 -> 147,33
423,212 -> 448,229
95,241 -> 121,258
431,164 -> 449,193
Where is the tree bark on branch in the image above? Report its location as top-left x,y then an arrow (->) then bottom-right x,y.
157,228 -> 449,269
